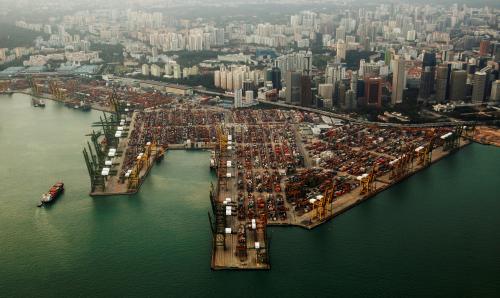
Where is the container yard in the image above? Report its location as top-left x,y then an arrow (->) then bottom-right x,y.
76,91 -> 469,269
2,77 -> 473,270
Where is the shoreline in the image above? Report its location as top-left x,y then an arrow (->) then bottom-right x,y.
1,91 -> 113,113
302,140 -> 471,230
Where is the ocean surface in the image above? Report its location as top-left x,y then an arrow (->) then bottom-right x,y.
1,93 -> 499,297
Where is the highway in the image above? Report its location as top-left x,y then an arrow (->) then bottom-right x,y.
255,99 -> 493,128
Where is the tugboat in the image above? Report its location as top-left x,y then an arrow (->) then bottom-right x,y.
37,182 -> 64,207
31,97 -> 45,107
80,101 -> 91,111
155,146 -> 166,163
209,150 -> 217,170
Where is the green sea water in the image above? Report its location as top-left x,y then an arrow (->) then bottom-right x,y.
1,93 -> 499,297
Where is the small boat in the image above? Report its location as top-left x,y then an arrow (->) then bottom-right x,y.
37,182 -> 64,207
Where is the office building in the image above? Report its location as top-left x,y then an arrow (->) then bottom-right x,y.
141,64 -> 150,76
490,80 -> 500,102
300,75 -> 313,107
435,64 -> 449,102
449,70 -> 467,101
479,39 -> 490,56
285,71 -> 301,104
419,67 -> 434,101
365,77 -> 383,108
472,71 -> 487,103
245,90 -> 254,104
391,56 -> 406,105
318,83 -> 334,100
234,89 -> 243,108
336,40 -> 346,60
271,67 -> 282,90
150,64 -> 162,77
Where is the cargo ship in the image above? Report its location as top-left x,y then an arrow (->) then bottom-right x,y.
37,182 -> 64,207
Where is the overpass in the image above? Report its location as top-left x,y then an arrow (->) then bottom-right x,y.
193,87 -> 233,98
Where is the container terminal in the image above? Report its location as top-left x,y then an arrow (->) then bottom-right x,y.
0,77 -> 480,270
75,91 -> 471,270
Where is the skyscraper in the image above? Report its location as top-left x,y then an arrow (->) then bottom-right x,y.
423,52 -> 436,69
418,67 -> 434,101
472,71 -> 487,103
336,40 -> 346,60
336,26 -> 346,41
271,67 -> 282,90
449,70 -> 467,101
345,89 -> 357,110
245,90 -> 254,104
300,75 -> 313,107
490,80 -> 500,102
435,64 -> 449,102
391,56 -> 406,105
285,71 -> 301,104
234,89 -> 243,108
318,84 -> 334,100
365,77 -> 383,108
479,39 -> 490,56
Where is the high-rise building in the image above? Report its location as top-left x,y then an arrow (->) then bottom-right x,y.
318,84 -> 334,100
423,52 -> 437,69
285,71 -> 301,104
336,26 -> 346,41
271,67 -> 282,90
234,89 -> 243,108
391,56 -> 406,105
173,64 -> 181,79
220,71 -> 227,89
275,51 -> 312,77
214,28 -> 225,46
336,40 -> 346,60
243,80 -> 254,93
435,64 -> 449,102
214,70 -> 221,87
300,75 -> 313,107
490,80 -> 500,102
345,89 -> 357,110
350,72 -> 358,96
141,64 -> 150,76
365,77 -> 383,108
479,39 -> 490,56
406,30 -> 416,41
472,71 -> 487,103
245,90 -> 254,104
150,64 -> 162,77
419,67 -> 434,101
449,70 -> 467,101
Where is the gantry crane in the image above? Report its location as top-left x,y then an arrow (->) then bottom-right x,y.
389,145 -> 415,181
216,125 -> 229,191
49,80 -> 66,100
416,134 -> 437,167
442,126 -> 463,151
127,142 -> 153,191
313,183 -> 338,220
359,166 -> 377,195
